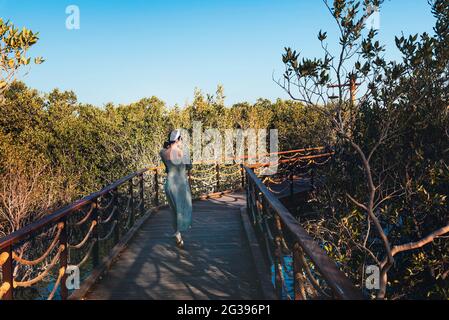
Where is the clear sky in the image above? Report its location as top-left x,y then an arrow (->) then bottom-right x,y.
1,0 -> 436,107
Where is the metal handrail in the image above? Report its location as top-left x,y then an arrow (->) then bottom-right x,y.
243,166 -> 363,300
0,169 -> 149,250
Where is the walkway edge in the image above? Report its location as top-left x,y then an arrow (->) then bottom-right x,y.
69,206 -> 167,300
240,207 -> 277,300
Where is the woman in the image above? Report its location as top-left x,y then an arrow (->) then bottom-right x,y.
160,130 -> 192,248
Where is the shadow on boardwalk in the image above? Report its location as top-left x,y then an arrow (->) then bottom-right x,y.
86,193 -> 263,300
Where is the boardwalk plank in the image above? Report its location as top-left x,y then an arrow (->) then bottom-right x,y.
86,193 -> 264,300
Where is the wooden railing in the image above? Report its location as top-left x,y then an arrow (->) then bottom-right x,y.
0,147 -> 335,300
244,159 -> 363,300
0,169 -> 152,300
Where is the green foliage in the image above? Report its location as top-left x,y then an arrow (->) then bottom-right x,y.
0,19 -> 43,97
283,0 -> 448,299
0,82 -> 330,237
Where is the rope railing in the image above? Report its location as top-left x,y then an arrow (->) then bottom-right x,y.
0,148 -> 331,300
47,267 -> 66,301
96,196 -> 115,211
12,245 -> 65,289
243,163 -> 363,300
73,240 -> 97,269
67,221 -> 97,250
100,206 -> 118,225
98,221 -> 118,242
70,204 -> 95,227
11,223 -> 64,266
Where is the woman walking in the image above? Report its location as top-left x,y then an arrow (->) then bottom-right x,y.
160,130 -> 192,248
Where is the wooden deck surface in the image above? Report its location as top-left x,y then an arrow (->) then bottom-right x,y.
86,193 -> 264,300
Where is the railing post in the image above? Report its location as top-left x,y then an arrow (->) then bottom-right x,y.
0,245 -> 13,300
293,243 -> 307,300
113,188 -> 120,245
247,180 -> 254,223
242,166 -> 248,207
129,179 -> 135,227
60,219 -> 68,300
273,215 -> 283,299
250,179 -> 259,226
92,199 -> 100,268
245,169 -> 254,223
311,162 -> 316,190
154,169 -> 159,207
216,163 -> 220,192
139,174 -> 145,216
289,173 -> 294,200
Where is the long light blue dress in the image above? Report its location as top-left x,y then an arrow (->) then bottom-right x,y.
160,149 -> 193,232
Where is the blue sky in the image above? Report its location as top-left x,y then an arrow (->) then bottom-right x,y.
1,0 -> 436,107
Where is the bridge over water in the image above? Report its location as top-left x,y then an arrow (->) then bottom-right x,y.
0,148 -> 362,300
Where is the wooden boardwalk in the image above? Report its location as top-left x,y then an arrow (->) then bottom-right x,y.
86,193 -> 264,300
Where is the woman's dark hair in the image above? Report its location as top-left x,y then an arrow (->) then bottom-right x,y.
163,132 -> 182,149
163,140 -> 174,149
